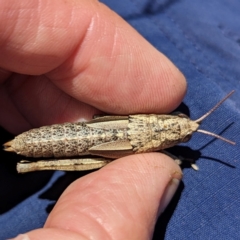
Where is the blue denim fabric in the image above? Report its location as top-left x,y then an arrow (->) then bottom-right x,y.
1,1 -> 240,239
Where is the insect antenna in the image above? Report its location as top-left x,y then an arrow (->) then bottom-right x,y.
197,129 -> 235,145
194,90 -> 234,123
194,90 -> 235,145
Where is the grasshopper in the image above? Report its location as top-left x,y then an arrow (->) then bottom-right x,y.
4,91 -> 235,173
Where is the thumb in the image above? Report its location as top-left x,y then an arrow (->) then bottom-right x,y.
12,153 -> 182,240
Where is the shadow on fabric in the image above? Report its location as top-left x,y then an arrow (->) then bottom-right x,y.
0,127 -> 54,214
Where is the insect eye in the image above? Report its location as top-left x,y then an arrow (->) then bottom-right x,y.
182,134 -> 192,142
178,113 -> 189,119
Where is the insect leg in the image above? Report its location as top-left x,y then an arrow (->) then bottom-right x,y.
17,158 -> 112,173
162,150 -> 199,171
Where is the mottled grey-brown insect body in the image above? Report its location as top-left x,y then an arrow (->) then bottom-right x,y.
7,114 -> 198,160
10,121 -> 128,158
3,91 -> 235,173
128,114 -> 198,153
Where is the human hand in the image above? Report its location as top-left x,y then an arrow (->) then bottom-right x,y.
0,0 -> 186,239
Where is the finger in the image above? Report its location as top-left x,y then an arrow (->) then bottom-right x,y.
0,0 -> 95,75
47,3 -> 186,114
0,74 -> 101,133
13,153 -> 182,240
0,0 -> 186,115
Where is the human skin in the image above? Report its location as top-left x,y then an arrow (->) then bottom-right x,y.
0,0 -> 186,239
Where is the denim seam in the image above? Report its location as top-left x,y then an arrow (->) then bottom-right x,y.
218,24 -> 240,49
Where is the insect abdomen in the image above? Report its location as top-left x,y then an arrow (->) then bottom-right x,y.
11,122 -> 128,158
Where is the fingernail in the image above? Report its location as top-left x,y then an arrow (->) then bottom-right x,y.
8,234 -> 30,240
159,178 -> 180,214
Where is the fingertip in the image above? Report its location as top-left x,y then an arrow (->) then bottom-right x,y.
46,1 -> 187,114
158,58 -> 187,112
105,152 -> 183,181
45,153 -> 182,239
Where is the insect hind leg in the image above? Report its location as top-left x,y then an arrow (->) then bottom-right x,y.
17,158 -> 112,173
161,150 -> 199,171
